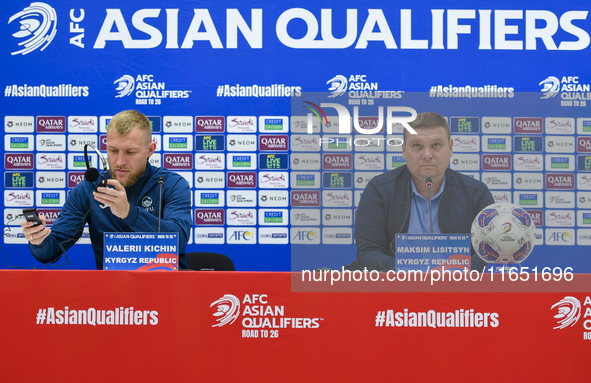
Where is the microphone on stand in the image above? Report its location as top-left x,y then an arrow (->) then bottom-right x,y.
426,177 -> 433,234
157,176 -> 164,233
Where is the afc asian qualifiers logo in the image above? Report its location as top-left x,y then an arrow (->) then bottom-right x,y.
211,294 -> 240,327
114,75 -> 135,98
8,2 -> 57,55
551,296 -> 581,330
327,75 -> 347,98
539,76 -> 560,99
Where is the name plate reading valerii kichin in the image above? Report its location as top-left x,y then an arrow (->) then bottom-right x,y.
395,234 -> 471,272
103,233 -> 179,271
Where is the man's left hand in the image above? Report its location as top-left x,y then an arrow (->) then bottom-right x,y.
93,179 -> 130,219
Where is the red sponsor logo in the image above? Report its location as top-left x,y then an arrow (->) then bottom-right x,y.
291,191 -> 320,207
37,209 -> 61,225
163,154 -> 193,170
323,154 -> 352,170
195,209 -> 225,225
37,116 -> 66,133
482,154 -> 511,170
545,174 -> 574,190
99,135 -> 107,151
5,153 -> 34,170
195,117 -> 225,133
227,172 -> 257,188
259,135 -> 288,151
514,118 -> 543,134
526,209 -> 543,227
577,137 -> 591,153
355,117 -> 384,133
68,172 -> 86,188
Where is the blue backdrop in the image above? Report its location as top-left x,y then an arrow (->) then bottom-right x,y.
1,0 -> 590,271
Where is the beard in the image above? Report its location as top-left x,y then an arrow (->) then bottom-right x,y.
111,161 -> 147,187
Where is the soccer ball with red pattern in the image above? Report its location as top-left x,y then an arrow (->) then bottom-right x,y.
471,203 -> 536,264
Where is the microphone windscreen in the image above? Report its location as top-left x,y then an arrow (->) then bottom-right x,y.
373,260 -> 382,271
85,167 -> 99,182
426,177 -> 433,185
348,260 -> 359,271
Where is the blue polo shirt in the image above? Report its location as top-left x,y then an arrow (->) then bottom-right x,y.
408,177 -> 446,234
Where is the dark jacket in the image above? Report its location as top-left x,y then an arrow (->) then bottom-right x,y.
29,162 -> 192,269
355,166 -> 495,271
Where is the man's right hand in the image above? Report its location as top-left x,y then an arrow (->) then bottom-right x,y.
21,214 -> 51,245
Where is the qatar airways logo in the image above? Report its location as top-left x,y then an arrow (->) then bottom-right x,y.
227,172 -> 256,188
291,191 -> 320,207
514,118 -> 543,134
67,172 -> 85,188
323,154 -> 352,170
578,137 -> 591,152
195,210 -> 224,225
259,135 -> 288,151
37,116 -> 66,132
546,174 -> 574,189
482,154 -> 511,170
195,117 -> 224,133
163,154 -> 192,170
5,154 -> 34,170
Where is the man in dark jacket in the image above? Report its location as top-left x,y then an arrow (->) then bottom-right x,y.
21,110 -> 192,269
355,112 -> 494,271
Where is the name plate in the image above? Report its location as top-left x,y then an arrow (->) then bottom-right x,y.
103,233 -> 179,271
395,234 -> 471,272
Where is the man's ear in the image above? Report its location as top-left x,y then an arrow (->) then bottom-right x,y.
147,141 -> 156,158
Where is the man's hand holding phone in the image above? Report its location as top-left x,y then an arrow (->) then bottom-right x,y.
21,209 -> 51,245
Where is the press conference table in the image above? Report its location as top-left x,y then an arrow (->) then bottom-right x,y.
0,270 -> 589,382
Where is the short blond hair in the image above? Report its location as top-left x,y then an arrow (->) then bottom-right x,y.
107,110 -> 151,144
403,112 -> 450,141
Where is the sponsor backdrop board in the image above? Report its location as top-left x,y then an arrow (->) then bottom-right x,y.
2,1 -> 591,272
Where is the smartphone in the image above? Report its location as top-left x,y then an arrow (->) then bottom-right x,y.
22,208 -> 42,227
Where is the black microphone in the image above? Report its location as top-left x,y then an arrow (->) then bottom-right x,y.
157,176 -> 164,233
426,177 -> 433,234
347,260 -> 360,271
373,260 -> 385,272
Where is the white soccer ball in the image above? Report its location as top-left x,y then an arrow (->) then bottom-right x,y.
470,203 -> 536,264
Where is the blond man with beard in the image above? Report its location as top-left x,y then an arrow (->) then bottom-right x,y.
22,110 -> 192,269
